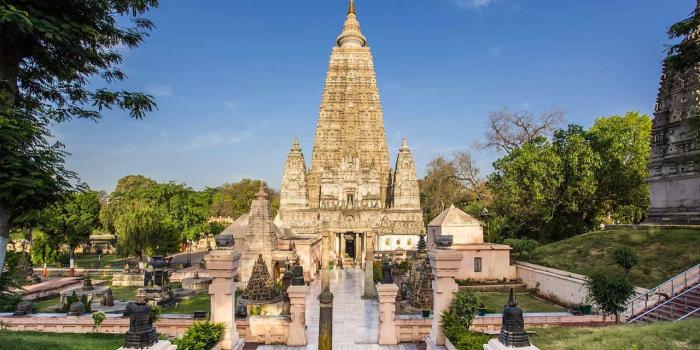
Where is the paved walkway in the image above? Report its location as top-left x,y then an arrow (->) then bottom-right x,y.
256,267 -> 420,350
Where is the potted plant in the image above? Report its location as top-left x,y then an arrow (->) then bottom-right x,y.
422,309 -> 431,318
478,303 -> 487,316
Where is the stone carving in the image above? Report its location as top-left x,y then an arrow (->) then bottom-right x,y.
122,295 -> 158,349
498,288 -> 530,347
242,255 -> 281,304
82,277 -> 94,291
275,0 -> 424,255
13,300 -> 35,316
102,289 -> 115,307
647,1 -> 700,224
67,301 -> 85,316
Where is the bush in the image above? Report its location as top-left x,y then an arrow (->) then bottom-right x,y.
441,290 -> 481,342
92,311 -> 106,332
453,332 -> 491,350
173,321 -> 226,350
586,271 -> 635,322
373,260 -> 382,283
503,238 -> 539,261
611,247 -> 638,274
0,252 -> 23,312
60,292 -> 92,313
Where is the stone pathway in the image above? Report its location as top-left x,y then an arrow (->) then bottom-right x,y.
256,267 -> 420,350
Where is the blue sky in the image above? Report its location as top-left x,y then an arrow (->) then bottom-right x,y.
55,0 -> 696,192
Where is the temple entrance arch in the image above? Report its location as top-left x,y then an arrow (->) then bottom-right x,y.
345,235 -> 356,259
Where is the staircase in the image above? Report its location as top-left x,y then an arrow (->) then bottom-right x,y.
624,263 -> 700,323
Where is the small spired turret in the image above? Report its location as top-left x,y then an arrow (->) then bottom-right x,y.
483,288 -> 540,350
242,254 -> 282,304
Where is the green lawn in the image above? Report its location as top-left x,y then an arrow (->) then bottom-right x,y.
164,293 -> 210,314
0,331 -> 123,350
475,291 -> 564,313
528,227 -> 700,288
72,254 -> 127,268
531,318 -> 700,350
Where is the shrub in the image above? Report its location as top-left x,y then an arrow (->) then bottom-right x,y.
586,271 -> 635,322
151,305 -> 162,323
0,252 -> 23,312
173,321 -> 226,350
441,289 -> 481,342
504,238 -> 539,261
453,332 -> 491,350
373,260 -> 383,283
92,311 -> 106,332
612,247 -> 638,274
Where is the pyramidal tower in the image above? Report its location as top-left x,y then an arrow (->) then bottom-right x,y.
647,1 -> 700,223
277,0 -> 424,259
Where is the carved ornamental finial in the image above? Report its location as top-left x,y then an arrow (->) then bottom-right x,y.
256,181 -> 268,200
291,137 -> 301,152
400,137 -> 410,151
337,0 -> 366,47
348,0 -> 356,15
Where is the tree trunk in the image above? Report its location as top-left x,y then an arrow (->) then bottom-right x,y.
0,206 -> 11,279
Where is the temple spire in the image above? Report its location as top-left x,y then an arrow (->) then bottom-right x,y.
337,0 -> 366,47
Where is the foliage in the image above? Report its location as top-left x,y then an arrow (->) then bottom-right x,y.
29,230 -> 60,266
61,291 -> 91,313
585,272 -> 635,322
210,179 -> 279,219
373,260 -> 383,283
441,289 -> 481,342
611,247 -> 639,274
503,238 -> 539,261
173,321 -> 226,350
100,176 -> 213,259
530,227 -> 700,289
475,108 -> 564,154
91,311 -> 106,332
488,114 -> 651,242
151,304 -> 162,323
589,112 -> 652,223
38,190 -> 102,256
420,157 -> 470,223
451,332 -> 491,350
0,251 -> 23,311
530,318 -> 700,350
665,5 -> 700,72
0,0 -> 158,277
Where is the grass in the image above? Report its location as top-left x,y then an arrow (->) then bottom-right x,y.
475,291 -> 564,313
72,254 -> 127,268
528,227 -> 700,288
531,318 -> 700,350
0,331 -> 123,350
164,293 -> 210,314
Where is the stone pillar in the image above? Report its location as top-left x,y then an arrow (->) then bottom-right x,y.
427,249 -> 463,348
355,234 -> 361,265
319,232 -> 334,350
205,249 -> 244,350
377,283 -> 399,345
340,235 -> 346,260
287,285 -> 309,346
363,232 -> 376,298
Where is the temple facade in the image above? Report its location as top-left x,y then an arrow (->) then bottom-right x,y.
275,0 -> 424,264
647,1 -> 700,224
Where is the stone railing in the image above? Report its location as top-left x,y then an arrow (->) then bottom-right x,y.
236,316 -> 290,344
471,314 -> 612,334
0,314 -> 194,337
395,315 -> 432,343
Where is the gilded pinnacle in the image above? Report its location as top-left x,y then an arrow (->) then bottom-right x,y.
348,0 -> 356,15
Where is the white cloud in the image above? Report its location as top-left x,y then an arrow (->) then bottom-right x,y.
224,101 -> 237,110
181,122 -> 268,150
451,0 -> 497,10
146,85 -> 174,97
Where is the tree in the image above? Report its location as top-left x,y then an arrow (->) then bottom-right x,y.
420,157 -> 468,222
586,272 -> 635,323
38,190 -> 101,264
0,0 -> 159,276
488,137 -> 564,241
476,108 -> 564,154
612,247 -> 639,274
589,113 -> 652,223
100,176 -> 213,259
210,179 -> 278,219
30,230 -> 60,266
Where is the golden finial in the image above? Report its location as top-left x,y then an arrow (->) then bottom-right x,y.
348,0 -> 356,15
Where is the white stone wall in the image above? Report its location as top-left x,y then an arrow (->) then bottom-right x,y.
377,234 -> 419,251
